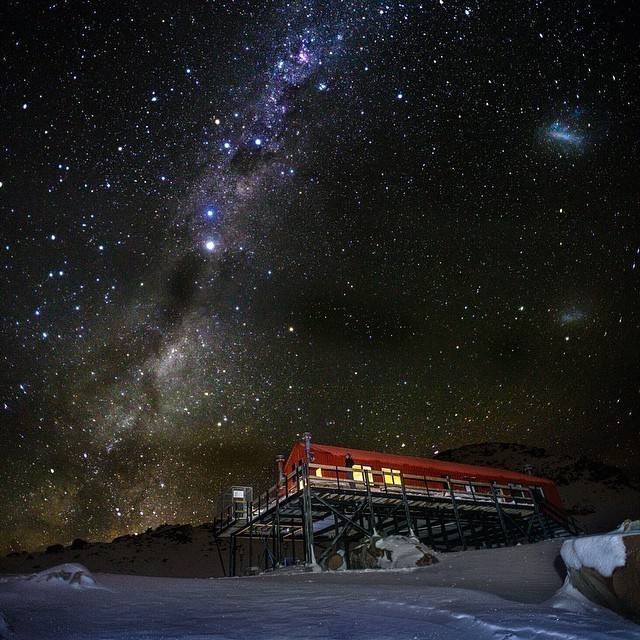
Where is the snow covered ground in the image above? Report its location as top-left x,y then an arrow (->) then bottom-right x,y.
1,539 -> 638,639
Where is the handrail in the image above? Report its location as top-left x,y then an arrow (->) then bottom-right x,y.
275,465 -> 536,509
214,461 -> 558,532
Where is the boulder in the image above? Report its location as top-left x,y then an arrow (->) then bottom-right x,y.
26,563 -> 96,587
376,535 -> 439,569
326,552 -> 346,571
349,538 -> 383,570
562,520 -> 640,621
347,535 -> 438,570
610,534 -> 640,619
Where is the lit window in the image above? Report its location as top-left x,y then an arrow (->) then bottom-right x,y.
382,468 -> 402,485
352,464 -> 373,484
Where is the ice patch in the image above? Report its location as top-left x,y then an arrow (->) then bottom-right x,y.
560,534 -> 626,577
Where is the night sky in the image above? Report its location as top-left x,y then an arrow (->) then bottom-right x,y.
1,1 -> 638,553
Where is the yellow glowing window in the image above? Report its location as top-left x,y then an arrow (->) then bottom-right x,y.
352,464 -> 373,483
382,468 -> 402,485
315,467 -> 323,478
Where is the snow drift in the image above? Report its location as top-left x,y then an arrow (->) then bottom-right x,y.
2,538 -> 639,639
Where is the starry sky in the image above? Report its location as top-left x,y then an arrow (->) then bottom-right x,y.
1,0 -> 638,553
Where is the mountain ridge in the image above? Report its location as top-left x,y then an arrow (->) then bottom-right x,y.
435,441 -> 639,533
2,442 -> 638,577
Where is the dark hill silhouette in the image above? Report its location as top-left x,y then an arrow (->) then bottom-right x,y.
435,442 -> 639,533
2,442 -> 638,578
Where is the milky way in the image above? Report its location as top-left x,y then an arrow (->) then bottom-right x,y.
1,0 -> 638,553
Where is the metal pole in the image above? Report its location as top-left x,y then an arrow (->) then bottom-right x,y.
301,432 -> 319,570
364,471 -> 377,536
491,481 -> 511,546
447,476 -> 467,550
275,454 -> 285,566
529,486 -> 549,540
215,537 -> 227,577
229,534 -> 237,577
400,472 -> 415,538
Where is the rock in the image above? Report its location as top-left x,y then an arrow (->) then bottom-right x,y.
611,534 -> 640,619
326,552 -> 345,571
563,522 -> 640,622
26,563 -> 96,587
415,550 -> 439,567
347,535 -> 439,570
349,538 -> 383,570
376,535 -> 439,569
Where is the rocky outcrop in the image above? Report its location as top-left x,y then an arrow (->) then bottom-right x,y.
562,521 -> 640,622
346,535 -> 439,570
26,563 -> 96,587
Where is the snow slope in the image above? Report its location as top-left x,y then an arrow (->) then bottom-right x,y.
1,540 -> 639,639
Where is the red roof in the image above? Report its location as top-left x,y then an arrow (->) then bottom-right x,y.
286,441 -> 556,487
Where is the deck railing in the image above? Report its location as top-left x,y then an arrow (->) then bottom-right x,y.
214,462 -> 551,531
299,463 -> 539,508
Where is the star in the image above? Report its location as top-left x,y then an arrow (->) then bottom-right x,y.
0,0 -> 636,556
